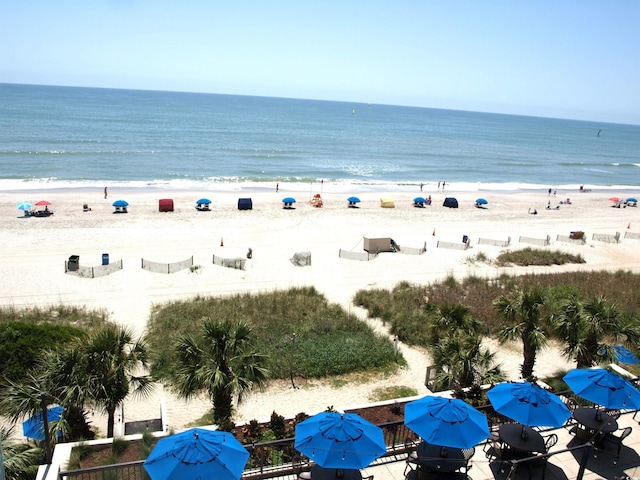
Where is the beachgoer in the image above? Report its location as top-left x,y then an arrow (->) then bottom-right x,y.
427,195 -> 431,205
104,186 -> 108,199
276,183 -> 279,192
247,248 -> 253,259
442,181 -> 446,189
437,181 -> 440,190
548,188 -> 552,196
420,182 -> 423,192
553,189 -> 557,196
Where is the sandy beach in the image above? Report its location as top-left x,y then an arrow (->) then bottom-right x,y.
1,185 -> 639,436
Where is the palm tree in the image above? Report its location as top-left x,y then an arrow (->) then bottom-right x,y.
171,319 -> 269,428
430,332 -> 504,391
493,286 -> 550,380
552,295 -> 640,368
78,324 -> 153,437
427,303 -> 483,346
1,426 -> 42,480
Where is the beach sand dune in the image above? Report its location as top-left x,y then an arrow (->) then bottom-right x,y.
1,187 -> 639,433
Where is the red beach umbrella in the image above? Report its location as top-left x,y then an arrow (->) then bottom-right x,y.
608,197 -> 621,203
35,200 -> 52,206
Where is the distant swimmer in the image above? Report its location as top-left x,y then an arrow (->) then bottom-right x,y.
597,129 -> 601,137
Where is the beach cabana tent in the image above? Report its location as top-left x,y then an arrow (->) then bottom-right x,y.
159,199 -> 174,212
443,197 -> 459,208
380,198 -> 395,208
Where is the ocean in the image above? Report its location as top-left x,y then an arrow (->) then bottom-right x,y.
1,83 -> 639,193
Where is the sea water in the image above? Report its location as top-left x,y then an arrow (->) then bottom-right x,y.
1,83 -> 639,193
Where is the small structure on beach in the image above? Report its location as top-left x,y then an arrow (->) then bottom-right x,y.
158,199 -> 174,212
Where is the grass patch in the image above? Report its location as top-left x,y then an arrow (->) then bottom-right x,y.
147,287 -> 403,381
368,386 -> 418,402
495,247 -> 585,267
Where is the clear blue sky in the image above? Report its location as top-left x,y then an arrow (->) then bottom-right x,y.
2,1 -> 639,124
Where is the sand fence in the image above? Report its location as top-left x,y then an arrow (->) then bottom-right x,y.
141,256 -> 194,273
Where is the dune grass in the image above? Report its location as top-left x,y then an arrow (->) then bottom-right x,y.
146,286 -> 402,381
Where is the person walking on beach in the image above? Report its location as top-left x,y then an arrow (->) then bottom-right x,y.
276,183 -> 279,192
420,182 -> 424,192
104,186 -> 108,199
442,180 -> 446,189
437,181 -> 440,190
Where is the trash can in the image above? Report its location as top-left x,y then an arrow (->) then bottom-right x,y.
102,253 -> 109,265
68,255 -> 79,271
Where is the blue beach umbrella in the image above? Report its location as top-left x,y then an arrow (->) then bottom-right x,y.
17,201 -> 32,211
614,345 -> 640,365
413,197 -> 426,204
294,412 -> 386,469
144,428 -> 249,480
475,198 -> 488,205
196,198 -> 211,205
564,368 -> 640,410
404,396 -> 490,449
22,405 -> 64,441
347,196 -> 361,204
112,199 -> 129,207
626,197 -> 638,203
282,197 -> 296,204
486,382 -> 571,428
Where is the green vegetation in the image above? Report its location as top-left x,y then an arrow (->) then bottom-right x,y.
368,385 -> 418,402
495,247 -> 585,266
147,287 -> 402,380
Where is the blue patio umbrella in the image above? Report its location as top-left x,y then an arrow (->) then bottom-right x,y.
347,196 -> 361,204
22,405 -> 64,441
196,198 -> 211,205
282,197 -> 296,204
112,199 -> 129,207
294,412 -> 386,469
404,396 -> 490,449
486,382 -> 571,428
144,428 -> 249,480
413,197 -> 426,204
475,198 -> 488,205
564,368 -> 640,410
17,201 -> 32,211
626,197 -> 638,203
614,345 -> 640,365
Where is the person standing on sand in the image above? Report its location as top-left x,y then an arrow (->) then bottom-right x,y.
437,181 -> 440,190
442,181 -> 445,189
104,186 -> 108,199
276,183 -> 279,192
420,183 -> 424,192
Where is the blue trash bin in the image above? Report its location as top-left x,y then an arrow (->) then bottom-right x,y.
102,253 -> 109,265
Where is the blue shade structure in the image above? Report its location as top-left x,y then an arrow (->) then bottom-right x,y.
196,198 -> 211,205
22,405 -> 64,441
564,368 -> 640,410
475,198 -> 488,205
614,345 -> 640,365
294,412 -> 386,469
486,382 -> 571,427
144,428 -> 249,480
404,396 -> 490,449
17,202 -> 32,211
112,199 -> 129,207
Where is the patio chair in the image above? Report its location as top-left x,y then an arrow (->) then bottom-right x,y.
292,454 -> 312,480
403,438 -> 420,475
598,426 -> 632,464
458,446 -> 475,475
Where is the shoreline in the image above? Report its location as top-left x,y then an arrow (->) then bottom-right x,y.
1,187 -> 639,435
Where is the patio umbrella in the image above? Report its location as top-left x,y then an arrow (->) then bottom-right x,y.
35,200 -> 51,206
17,201 -> 32,211
475,198 -> 488,205
112,199 -> 129,207
347,196 -> 361,204
404,395 -> 490,449
144,428 -> 249,480
196,198 -> 211,205
614,345 -> 640,365
413,197 -> 426,204
22,405 -> 64,441
282,197 -> 296,204
486,382 -> 571,428
563,368 -> 640,410
294,412 -> 386,469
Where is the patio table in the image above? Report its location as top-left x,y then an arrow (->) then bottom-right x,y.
416,441 -> 466,473
572,407 -> 618,442
311,466 -> 362,480
499,424 -> 546,455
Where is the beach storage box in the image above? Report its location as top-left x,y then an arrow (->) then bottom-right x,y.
363,237 -> 394,253
380,198 -> 395,208
238,198 -> 253,210
159,199 -> 174,212
102,253 -> 109,265
68,255 -> 79,271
